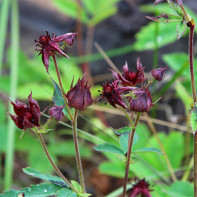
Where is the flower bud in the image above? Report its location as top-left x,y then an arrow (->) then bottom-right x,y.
66,75 -> 93,110
49,105 -> 64,121
151,66 -> 168,81
130,87 -> 153,112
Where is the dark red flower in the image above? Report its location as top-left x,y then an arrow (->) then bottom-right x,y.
151,66 -> 168,81
66,75 -> 93,110
49,105 -> 64,121
99,80 -> 136,109
35,31 -> 78,73
130,86 -> 153,112
111,58 -> 145,86
8,92 -> 41,130
129,179 -> 153,197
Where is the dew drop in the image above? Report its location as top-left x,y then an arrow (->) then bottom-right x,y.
44,189 -> 47,193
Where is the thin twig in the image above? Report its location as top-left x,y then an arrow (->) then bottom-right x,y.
94,42 -> 120,73
122,112 -> 141,197
89,105 -> 189,132
72,110 -> 86,193
52,55 -> 73,122
35,129 -> 77,193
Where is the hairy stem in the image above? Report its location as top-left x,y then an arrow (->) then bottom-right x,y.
35,128 -> 77,193
72,110 -> 86,193
122,112 -> 141,197
52,55 -> 73,122
189,23 -> 197,104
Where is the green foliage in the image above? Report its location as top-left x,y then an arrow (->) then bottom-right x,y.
163,53 -> 197,78
23,167 -> 68,188
52,0 -> 120,26
164,181 -> 194,197
134,22 -> 180,51
0,183 -> 63,197
94,143 -> 124,154
190,104 -> 197,132
113,126 -> 131,136
141,3 -> 197,33
56,188 -> 77,197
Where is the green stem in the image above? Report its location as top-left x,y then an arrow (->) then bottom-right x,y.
52,55 -> 73,122
34,128 -> 77,193
122,112 -> 141,197
72,110 -> 86,193
4,0 -> 19,189
0,0 -> 11,76
122,108 -> 134,128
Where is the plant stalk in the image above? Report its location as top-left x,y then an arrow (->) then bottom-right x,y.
52,55 -> 73,122
122,112 -> 141,197
35,128 -> 77,193
4,0 -> 19,189
189,22 -> 197,104
189,20 -> 197,197
72,110 -> 86,193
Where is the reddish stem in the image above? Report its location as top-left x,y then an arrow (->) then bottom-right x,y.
122,113 -> 141,197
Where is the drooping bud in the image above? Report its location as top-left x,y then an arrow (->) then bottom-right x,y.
130,87 -> 153,112
8,92 -> 41,130
49,105 -> 64,121
151,66 -> 168,81
66,75 -> 93,110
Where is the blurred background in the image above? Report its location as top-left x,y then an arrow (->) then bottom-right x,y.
0,0 -> 197,196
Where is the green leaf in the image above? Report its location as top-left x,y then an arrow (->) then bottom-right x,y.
119,133 -> 139,154
113,126 -> 131,136
23,167 -> 68,188
165,181 -> 194,197
52,79 -> 72,117
52,0 -> 88,24
175,81 -> 193,112
71,180 -> 82,193
134,22 -> 181,51
93,143 -> 124,155
0,183 -> 63,197
99,161 -> 125,178
133,147 -> 162,154
56,188 -> 77,197
190,104 -> 197,132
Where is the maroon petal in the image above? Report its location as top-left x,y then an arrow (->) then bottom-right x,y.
42,48 -> 50,73
11,100 -> 27,117
28,92 -> 40,111
55,33 -> 78,46
8,113 -> 24,129
23,117 -> 36,130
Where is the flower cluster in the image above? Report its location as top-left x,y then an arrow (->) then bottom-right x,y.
8,92 -> 41,130
99,59 -> 167,112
